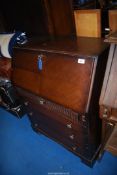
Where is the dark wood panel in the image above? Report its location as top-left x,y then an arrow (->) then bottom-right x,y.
28,109 -> 83,146
12,50 -> 41,72
27,105 -> 100,165
45,0 -> 75,36
12,68 -> 40,94
12,48 -> 94,113
17,87 -> 83,132
0,57 -> 11,79
16,37 -> 109,57
39,53 -> 94,113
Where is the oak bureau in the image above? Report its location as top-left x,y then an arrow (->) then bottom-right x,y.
12,37 -> 109,166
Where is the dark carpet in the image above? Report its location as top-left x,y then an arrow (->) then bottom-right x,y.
0,107 -> 117,175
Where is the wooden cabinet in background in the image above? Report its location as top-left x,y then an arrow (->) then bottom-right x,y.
0,0 -> 75,37
74,9 -> 101,37
100,32 -> 117,123
100,31 -> 117,156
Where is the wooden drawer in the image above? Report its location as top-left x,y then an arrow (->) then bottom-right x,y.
18,87 -> 89,134
27,107 -> 94,161
27,102 -> 88,146
28,108 -> 84,149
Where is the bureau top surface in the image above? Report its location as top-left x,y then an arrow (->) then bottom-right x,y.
15,36 -> 109,57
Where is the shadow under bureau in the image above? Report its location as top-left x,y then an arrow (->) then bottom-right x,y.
12,37 -> 109,166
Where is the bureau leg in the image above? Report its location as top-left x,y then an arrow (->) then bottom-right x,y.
81,159 -> 94,168
31,123 -> 42,135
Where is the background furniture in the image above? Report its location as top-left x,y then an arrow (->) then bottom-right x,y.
109,10 -> 117,33
0,0 -> 75,37
99,31 -> 117,156
74,9 -> 101,37
104,123 -> 117,156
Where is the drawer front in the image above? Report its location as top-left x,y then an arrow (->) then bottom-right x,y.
28,108 -> 84,147
27,107 -> 93,160
27,101 -> 89,146
13,50 -> 94,113
22,91 -> 96,161
17,87 -> 89,133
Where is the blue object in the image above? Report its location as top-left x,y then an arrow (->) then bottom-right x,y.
0,32 -> 27,58
37,56 -> 43,71
8,32 -> 27,57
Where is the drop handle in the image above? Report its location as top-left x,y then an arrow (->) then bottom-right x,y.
66,123 -> 72,129
69,135 -> 74,140
37,55 -> 43,71
29,112 -> 33,116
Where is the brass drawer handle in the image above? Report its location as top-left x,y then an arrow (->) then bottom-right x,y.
69,135 -> 74,140
66,123 -> 72,129
103,108 -> 108,118
107,122 -> 114,126
72,146 -> 77,151
103,114 -> 108,118
29,112 -> 33,116
24,101 -> 29,106
34,123 -> 38,127
39,100 -> 45,105
82,115 -> 86,122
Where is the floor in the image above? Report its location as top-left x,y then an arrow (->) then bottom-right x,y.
0,107 -> 117,175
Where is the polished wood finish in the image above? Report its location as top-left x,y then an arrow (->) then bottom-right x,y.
43,0 -> 75,36
74,10 -> 101,37
12,37 -> 108,114
0,57 -> 11,79
18,87 -> 101,166
109,10 -> 117,33
13,51 -> 93,113
14,37 -> 108,56
12,37 -> 109,166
